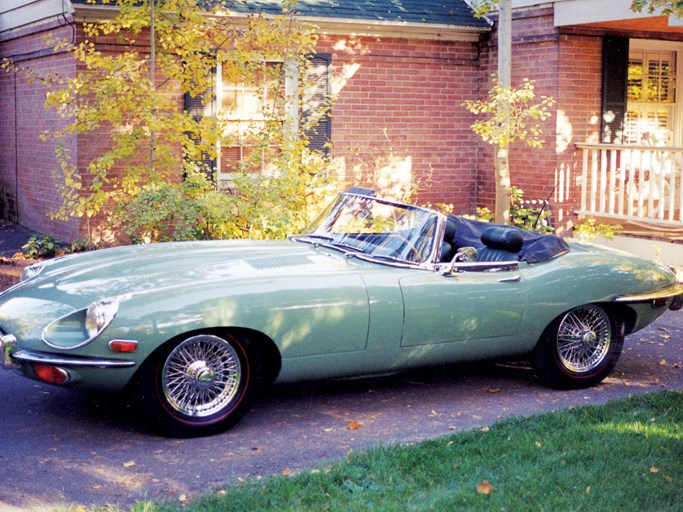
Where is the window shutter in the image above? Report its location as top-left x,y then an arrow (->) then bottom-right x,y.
303,54 -> 332,155
184,83 -> 217,183
601,36 -> 629,144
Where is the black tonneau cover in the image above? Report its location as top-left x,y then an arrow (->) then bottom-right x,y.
448,215 -> 570,264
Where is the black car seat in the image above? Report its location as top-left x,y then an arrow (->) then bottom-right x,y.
440,219 -> 457,262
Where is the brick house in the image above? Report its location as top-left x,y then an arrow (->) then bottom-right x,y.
1,0 -> 683,243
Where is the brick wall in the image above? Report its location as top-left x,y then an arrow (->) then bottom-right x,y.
315,35 -> 482,212
554,33 -> 603,232
0,23 -> 82,242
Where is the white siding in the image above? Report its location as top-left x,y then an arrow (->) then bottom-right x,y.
0,0 -> 72,35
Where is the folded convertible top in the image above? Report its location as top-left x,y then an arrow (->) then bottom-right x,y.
447,215 -> 570,264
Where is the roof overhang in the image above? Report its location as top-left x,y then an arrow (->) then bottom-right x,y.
551,0 -> 683,34
72,3 -> 488,43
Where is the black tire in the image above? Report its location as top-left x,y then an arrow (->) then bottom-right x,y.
531,304 -> 625,390
133,332 -> 262,437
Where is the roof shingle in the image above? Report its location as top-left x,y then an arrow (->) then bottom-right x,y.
72,0 -> 489,28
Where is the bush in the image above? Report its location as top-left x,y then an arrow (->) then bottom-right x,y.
471,187 -> 554,234
21,234 -> 61,259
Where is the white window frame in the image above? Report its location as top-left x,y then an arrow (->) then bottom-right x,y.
626,39 -> 683,147
214,59 -> 298,186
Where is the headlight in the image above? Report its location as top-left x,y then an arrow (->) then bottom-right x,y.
20,263 -> 45,282
85,299 -> 119,338
43,298 -> 120,350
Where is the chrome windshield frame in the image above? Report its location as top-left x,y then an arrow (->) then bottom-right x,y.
294,191 -> 446,269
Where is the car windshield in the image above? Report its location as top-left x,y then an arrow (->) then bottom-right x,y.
296,192 -> 439,265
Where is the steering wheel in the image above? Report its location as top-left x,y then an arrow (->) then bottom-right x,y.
379,234 -> 424,263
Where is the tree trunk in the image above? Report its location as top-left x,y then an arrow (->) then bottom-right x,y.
496,0 -> 512,224
495,144 -> 511,224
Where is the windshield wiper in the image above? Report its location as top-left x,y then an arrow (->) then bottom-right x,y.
291,234 -> 334,245
293,235 -> 368,255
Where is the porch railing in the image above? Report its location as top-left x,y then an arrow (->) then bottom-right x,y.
576,143 -> 683,225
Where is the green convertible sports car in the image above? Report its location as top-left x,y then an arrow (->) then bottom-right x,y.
1,188 -> 682,436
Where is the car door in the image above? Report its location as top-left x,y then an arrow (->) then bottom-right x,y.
399,265 -> 527,347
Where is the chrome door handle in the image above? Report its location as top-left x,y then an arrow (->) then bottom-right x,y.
498,275 -> 521,283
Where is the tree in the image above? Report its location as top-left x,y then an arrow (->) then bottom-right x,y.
3,0 -> 337,244
464,77 -> 555,222
468,0 -> 516,223
631,0 -> 683,16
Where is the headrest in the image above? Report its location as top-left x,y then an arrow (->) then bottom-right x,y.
481,226 -> 524,253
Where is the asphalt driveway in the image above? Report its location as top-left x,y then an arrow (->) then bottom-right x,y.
1,310 -> 681,511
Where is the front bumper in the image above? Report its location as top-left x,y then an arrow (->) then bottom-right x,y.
2,332 -> 136,371
612,282 -> 683,310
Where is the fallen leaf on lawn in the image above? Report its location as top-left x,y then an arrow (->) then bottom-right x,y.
585,486 -> 591,496
650,466 -> 659,474
347,420 -> 362,430
535,441 -> 543,448
123,461 -> 136,468
476,480 -> 494,495
481,426 -> 490,432
282,468 -> 292,476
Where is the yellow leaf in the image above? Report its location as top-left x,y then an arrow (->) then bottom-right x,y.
476,480 -> 494,495
123,460 -> 136,468
650,466 -> 659,474
347,420 -> 362,431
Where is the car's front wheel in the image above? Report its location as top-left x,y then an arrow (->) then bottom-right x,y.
531,304 -> 625,390
134,332 -> 261,437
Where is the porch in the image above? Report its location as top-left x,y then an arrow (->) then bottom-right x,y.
576,142 -> 683,242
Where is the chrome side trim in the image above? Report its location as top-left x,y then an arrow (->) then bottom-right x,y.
11,350 -> 136,368
612,282 -> 683,303
449,261 -> 520,274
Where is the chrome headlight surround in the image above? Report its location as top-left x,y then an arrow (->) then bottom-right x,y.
20,262 -> 45,282
42,298 -> 120,350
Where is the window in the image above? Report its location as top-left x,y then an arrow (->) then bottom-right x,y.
625,43 -> 679,145
217,61 -> 289,183
184,54 -> 331,187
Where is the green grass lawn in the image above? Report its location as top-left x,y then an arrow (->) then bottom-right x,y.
101,391 -> 683,512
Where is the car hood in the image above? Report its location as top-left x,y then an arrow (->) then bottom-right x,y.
5,239 -> 355,305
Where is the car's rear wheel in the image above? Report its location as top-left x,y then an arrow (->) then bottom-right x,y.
531,304 -> 624,390
135,333 -> 261,437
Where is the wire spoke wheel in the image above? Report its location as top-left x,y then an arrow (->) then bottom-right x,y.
556,305 -> 611,373
532,304 -> 624,390
162,334 -> 242,418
